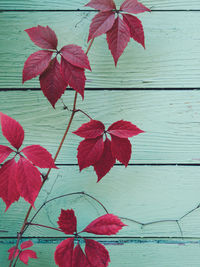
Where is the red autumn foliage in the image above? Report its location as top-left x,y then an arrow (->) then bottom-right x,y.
54,209 -> 126,267
23,25 -> 91,107
8,240 -> 37,265
86,0 -> 150,65
73,119 -> 144,181
0,113 -> 56,210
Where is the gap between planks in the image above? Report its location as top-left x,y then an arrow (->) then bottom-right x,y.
1,9 -> 200,12
1,88 -> 200,91
1,237 -> 200,244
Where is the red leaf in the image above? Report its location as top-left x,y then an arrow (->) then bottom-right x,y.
72,244 -> 90,267
22,145 -> 57,169
54,238 -> 74,267
93,138 -> 116,182
85,239 -> 110,267
19,250 -> 37,265
110,135 -> 131,166
83,214 -> 126,235
8,246 -> 20,260
107,120 -> 144,138
23,50 -> 53,83
20,240 -> 34,250
73,120 -> 105,139
61,57 -> 86,99
77,136 -> 104,171
57,209 -> 77,235
25,25 -> 58,50
106,17 -> 130,66
88,11 -> 115,42
120,0 -> 151,14
0,159 -> 20,211
123,14 -> 145,48
0,113 -> 24,149
16,157 -> 42,207
85,0 -> 116,11
60,45 -> 91,70
0,145 -> 14,164
39,57 -> 67,108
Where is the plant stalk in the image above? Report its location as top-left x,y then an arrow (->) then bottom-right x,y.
9,39 -> 94,267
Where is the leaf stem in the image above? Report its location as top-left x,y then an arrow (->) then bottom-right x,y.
74,109 -> 93,120
9,38 -> 95,267
26,223 -> 63,232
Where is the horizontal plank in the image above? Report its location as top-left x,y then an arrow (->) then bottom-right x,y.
1,238 -> 200,267
0,0 -> 200,10
1,12 -> 200,88
1,90 -> 200,164
1,166 -> 200,237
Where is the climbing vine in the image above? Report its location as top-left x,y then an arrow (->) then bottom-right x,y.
0,0 -> 151,266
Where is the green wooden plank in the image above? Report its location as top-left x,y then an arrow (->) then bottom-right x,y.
1,12 -> 200,88
0,0 -> 200,10
1,238 -> 200,267
1,166 -> 200,237
1,90 -> 200,164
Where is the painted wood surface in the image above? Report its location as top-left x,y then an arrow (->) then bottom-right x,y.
0,0 -> 200,10
1,165 -> 200,238
1,90 -> 200,164
1,0 -> 200,266
1,12 -> 200,89
1,238 -> 200,267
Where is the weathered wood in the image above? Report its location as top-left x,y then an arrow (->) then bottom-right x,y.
1,90 -> 200,164
1,12 -> 200,88
1,166 -> 200,237
1,237 -> 200,266
0,0 -> 200,10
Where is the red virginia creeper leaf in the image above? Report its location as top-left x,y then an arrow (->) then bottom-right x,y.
72,244 -> 90,267
20,240 -> 34,250
0,145 -> 14,164
85,0 -> 116,11
83,214 -> 126,235
57,209 -> 77,235
73,120 -> 105,139
19,250 -> 37,265
93,138 -> 116,182
77,136 -> 104,171
88,11 -> 115,42
107,120 -> 144,138
120,0 -> 151,14
123,14 -> 145,48
22,50 -> 53,83
110,135 -> 131,166
60,45 -> 91,70
54,238 -> 74,267
0,113 -> 24,149
8,247 -> 20,260
85,239 -> 110,267
16,157 -> 42,207
106,17 -> 130,66
21,145 -> 57,169
39,57 -> 67,108
0,159 -> 20,211
61,57 -> 86,99
25,25 -> 58,50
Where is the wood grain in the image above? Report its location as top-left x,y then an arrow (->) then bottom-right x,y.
1,90 -> 200,164
1,12 -> 200,88
1,165 -> 200,238
0,0 -> 200,10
